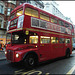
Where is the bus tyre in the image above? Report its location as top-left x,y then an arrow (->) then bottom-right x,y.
65,50 -> 70,58
24,54 -> 36,69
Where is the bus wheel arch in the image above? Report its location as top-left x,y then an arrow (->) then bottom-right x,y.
23,51 -> 38,68
65,48 -> 70,58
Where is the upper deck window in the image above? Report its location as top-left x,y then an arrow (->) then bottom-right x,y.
59,20 -> 64,26
40,12 -> 49,21
16,8 -> 23,17
51,17 -> 57,24
65,23 -> 69,27
10,7 -> 23,20
69,24 -> 73,29
25,8 -> 38,18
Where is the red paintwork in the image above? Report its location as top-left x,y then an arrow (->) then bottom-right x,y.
5,3 -> 73,63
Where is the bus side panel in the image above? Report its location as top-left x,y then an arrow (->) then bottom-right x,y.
23,15 -> 31,29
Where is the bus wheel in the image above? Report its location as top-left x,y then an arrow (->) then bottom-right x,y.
65,49 -> 70,58
24,54 -> 37,69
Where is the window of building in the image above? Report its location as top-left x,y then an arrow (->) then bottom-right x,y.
29,36 -> 38,44
59,20 -> 64,26
65,39 -> 70,43
59,38 -> 65,43
51,17 -> 57,24
0,16 -> 4,28
51,37 -> 58,43
0,19 -> 2,28
40,36 -> 50,44
0,5 -> 3,14
25,8 -> 38,18
7,8 -> 10,16
40,12 -> 49,21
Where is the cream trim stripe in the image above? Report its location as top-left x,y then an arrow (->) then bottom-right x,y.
7,28 -> 23,33
26,28 -> 72,37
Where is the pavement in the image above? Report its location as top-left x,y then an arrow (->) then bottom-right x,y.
0,50 -> 6,60
0,50 -> 75,61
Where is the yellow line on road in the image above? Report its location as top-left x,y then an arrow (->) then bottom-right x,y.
22,69 -> 35,75
15,69 -> 24,73
15,69 -> 25,75
27,71 -> 42,75
45,73 -> 50,75
66,65 -> 75,74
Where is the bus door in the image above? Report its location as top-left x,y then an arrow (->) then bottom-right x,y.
51,37 -> 59,58
58,38 -> 65,57
51,37 -> 65,58
39,36 -> 51,61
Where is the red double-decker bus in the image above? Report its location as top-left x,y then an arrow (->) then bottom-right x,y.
5,3 -> 74,68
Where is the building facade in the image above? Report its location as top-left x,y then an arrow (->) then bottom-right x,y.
44,1 -> 73,24
0,1 -> 17,45
16,0 -> 44,9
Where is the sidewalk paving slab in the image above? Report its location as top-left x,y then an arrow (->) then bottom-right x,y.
0,51 -> 6,61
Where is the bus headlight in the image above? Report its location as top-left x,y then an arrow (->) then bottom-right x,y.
16,53 -> 19,58
5,51 -> 7,54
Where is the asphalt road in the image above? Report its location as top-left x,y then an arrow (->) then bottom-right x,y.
0,52 -> 75,74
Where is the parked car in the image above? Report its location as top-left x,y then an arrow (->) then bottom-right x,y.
72,43 -> 75,50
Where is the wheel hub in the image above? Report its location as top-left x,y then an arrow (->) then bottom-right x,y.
29,58 -> 34,65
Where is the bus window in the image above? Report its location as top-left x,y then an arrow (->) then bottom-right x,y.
25,8 -> 38,18
65,39 -> 70,43
59,38 -> 65,43
29,36 -> 38,44
65,23 -> 69,27
40,36 -> 50,44
69,24 -> 73,29
16,8 -> 23,17
59,20 -> 64,26
51,37 -> 58,43
40,12 -> 49,21
51,17 -> 57,24
10,12 -> 15,20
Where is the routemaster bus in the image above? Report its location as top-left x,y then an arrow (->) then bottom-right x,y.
5,3 -> 74,68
